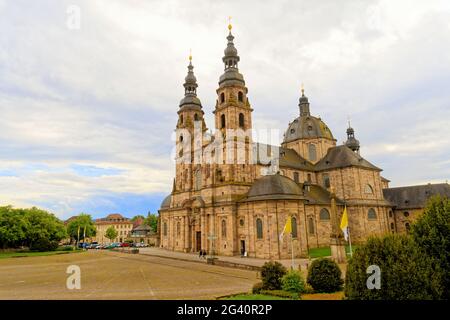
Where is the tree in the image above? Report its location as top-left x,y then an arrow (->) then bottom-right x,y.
131,215 -> 145,223
307,258 -> 343,293
105,226 -> 118,242
66,214 -> 96,243
0,206 -> 28,248
345,234 -> 443,300
22,207 -> 67,250
145,212 -> 158,233
411,195 -> 450,299
0,206 -> 67,251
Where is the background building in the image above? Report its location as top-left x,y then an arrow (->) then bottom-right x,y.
92,213 -> 133,243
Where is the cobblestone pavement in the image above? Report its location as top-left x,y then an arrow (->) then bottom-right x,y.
0,251 -> 258,300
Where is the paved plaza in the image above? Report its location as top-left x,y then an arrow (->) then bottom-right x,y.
0,251 -> 258,299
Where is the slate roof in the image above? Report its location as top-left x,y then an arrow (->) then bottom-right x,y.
241,173 -> 343,204
160,195 -> 171,209
283,115 -> 334,143
244,173 -> 305,201
315,145 -> 381,171
133,224 -> 152,231
383,183 -> 450,209
254,143 -> 315,171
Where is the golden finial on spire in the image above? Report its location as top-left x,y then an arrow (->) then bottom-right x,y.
301,83 -> 305,96
189,48 -> 192,61
228,16 -> 232,31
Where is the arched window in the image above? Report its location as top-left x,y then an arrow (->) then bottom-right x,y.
256,218 -> 263,239
368,208 -> 377,220
390,222 -> 395,231
389,210 -> 393,218
180,115 -> 183,124
364,184 -> 374,194
319,208 -> 330,220
238,91 -> 243,102
177,222 -> 180,237
239,113 -> 245,128
163,222 -> 167,236
221,114 -> 226,128
307,173 -> 312,182
220,92 -> 225,103
194,113 -> 199,121
308,217 -> 315,235
322,174 -> 330,188
221,219 -> 227,237
291,217 -> 298,238
179,135 -> 183,142
293,172 -> 299,183
308,144 -> 317,161
405,222 -> 410,232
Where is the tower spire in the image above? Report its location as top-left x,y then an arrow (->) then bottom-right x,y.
223,19 -> 240,71
179,52 -> 202,108
345,120 -> 360,153
183,52 -> 197,97
299,84 -> 310,116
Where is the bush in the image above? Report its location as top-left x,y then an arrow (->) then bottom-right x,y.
29,238 -> 59,251
252,282 -> 264,294
411,195 -> 450,299
345,234 -> 443,300
261,261 -> 287,290
260,290 -> 299,300
307,258 -> 343,293
281,270 -> 305,293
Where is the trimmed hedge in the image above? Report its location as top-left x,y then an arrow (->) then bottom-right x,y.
345,234 -> 443,300
260,290 -> 299,300
260,261 -> 287,290
252,282 -> 264,294
307,258 -> 343,293
411,195 -> 450,299
281,270 -> 305,293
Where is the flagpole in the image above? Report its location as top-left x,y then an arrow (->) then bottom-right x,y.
290,232 -> 295,270
348,225 -> 353,257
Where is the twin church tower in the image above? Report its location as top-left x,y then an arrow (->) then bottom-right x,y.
159,23 -> 392,259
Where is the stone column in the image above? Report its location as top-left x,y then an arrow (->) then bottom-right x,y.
231,204 -> 238,255
184,215 -> 189,252
201,209 -> 206,251
330,187 -> 346,263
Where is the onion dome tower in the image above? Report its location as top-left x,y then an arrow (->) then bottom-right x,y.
282,85 -> 336,163
214,19 -> 253,132
345,121 -> 360,153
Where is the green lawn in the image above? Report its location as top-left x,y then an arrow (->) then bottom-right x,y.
220,294 -> 290,300
308,245 -> 357,258
0,250 -> 82,259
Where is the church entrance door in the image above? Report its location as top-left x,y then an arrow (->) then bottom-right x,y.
196,231 -> 201,251
240,240 -> 246,256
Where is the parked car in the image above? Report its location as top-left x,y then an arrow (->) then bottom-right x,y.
105,242 -> 120,249
120,242 -> 131,247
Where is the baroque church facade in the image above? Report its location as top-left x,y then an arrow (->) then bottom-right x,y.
158,25 -> 427,259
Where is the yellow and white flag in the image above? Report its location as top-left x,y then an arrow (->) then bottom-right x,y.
340,206 -> 349,241
279,216 -> 292,241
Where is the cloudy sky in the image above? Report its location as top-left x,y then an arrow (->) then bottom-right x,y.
0,0 -> 449,219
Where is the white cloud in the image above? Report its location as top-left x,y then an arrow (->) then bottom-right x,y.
0,0 -> 449,217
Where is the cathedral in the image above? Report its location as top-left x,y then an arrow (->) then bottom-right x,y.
158,24 -> 447,259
